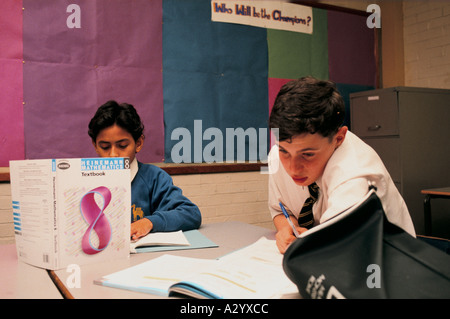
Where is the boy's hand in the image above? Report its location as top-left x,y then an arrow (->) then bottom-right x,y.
273,214 -> 308,254
275,226 -> 305,254
130,218 -> 153,241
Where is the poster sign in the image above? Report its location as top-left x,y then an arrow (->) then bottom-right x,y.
211,0 -> 313,34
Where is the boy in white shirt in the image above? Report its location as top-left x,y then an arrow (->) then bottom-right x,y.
268,77 -> 415,253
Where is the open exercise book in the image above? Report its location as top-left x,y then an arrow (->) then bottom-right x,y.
96,237 -> 298,299
130,230 -> 190,253
130,230 -> 218,253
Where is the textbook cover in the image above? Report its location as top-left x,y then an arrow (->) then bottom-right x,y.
10,158 -> 131,270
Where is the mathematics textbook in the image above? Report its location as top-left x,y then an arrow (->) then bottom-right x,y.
10,158 -> 131,270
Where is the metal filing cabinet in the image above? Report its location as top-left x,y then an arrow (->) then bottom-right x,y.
350,87 -> 450,237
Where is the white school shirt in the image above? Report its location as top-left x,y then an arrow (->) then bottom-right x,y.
268,131 -> 416,237
130,158 -> 138,181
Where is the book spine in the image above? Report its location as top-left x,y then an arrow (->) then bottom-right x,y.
51,159 -> 59,269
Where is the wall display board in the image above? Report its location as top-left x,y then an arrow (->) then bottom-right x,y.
0,0 -> 376,166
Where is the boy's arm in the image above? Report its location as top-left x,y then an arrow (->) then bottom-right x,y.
147,169 -> 201,233
320,177 -> 371,224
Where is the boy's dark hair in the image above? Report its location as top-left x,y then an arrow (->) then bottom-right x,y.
269,76 -> 345,141
88,100 -> 145,142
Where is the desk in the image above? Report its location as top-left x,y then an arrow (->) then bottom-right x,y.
51,221 -> 295,299
0,244 -> 62,298
421,187 -> 450,236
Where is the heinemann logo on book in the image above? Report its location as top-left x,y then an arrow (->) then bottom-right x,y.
81,158 -> 130,171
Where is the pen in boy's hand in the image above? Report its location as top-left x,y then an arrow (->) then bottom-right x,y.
279,202 -> 301,238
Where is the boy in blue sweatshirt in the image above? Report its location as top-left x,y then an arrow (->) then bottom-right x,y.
88,101 -> 201,240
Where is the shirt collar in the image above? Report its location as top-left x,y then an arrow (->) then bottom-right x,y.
130,158 -> 138,182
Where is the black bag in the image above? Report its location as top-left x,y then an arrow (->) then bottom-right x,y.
283,189 -> 450,299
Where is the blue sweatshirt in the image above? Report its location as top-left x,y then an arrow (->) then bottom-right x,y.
131,161 -> 201,232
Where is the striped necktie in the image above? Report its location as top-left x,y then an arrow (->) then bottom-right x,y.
298,182 -> 319,229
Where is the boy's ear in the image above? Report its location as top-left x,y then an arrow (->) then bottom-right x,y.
335,126 -> 348,147
135,135 -> 144,153
92,140 -> 99,154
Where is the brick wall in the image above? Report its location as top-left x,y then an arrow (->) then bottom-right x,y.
403,1 -> 450,89
172,171 -> 273,229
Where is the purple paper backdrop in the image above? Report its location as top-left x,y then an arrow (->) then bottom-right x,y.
22,0 -> 164,162
0,1 -> 24,166
327,10 -> 376,87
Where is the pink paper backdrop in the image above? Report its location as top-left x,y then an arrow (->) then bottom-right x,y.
0,1 -> 24,166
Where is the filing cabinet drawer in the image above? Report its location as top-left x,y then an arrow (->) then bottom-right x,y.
363,137 -> 401,183
351,92 -> 399,137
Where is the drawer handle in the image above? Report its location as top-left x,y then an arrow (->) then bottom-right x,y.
368,125 -> 382,131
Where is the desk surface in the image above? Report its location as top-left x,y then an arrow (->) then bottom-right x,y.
52,221 -> 291,299
0,244 -> 62,299
421,187 -> 450,196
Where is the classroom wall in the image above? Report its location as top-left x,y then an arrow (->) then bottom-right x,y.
403,1 -> 450,89
2,1 -> 449,243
